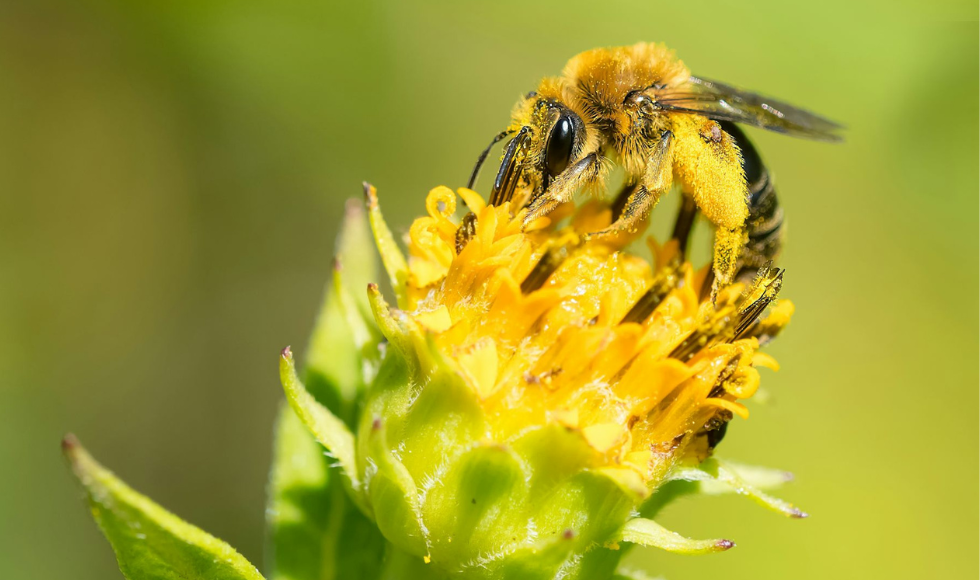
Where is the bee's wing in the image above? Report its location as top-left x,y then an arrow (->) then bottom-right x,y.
657,77 -> 843,142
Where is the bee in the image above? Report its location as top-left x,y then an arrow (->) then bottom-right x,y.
466,43 -> 841,289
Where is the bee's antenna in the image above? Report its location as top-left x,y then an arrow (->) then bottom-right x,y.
467,130 -> 513,190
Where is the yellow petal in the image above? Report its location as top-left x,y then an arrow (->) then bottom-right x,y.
552,408 -> 579,429
625,450 -> 653,476
727,366 -> 761,399
703,398 -> 750,419
458,338 -> 499,399
425,185 -> 457,219
457,188 -> 486,214
765,299 -> 795,326
752,352 -> 780,371
582,422 -> 626,453
414,306 -> 453,333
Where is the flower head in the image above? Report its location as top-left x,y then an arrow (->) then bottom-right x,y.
402,186 -> 790,482
280,184 -> 805,579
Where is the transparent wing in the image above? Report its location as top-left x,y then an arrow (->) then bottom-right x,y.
656,76 -> 843,142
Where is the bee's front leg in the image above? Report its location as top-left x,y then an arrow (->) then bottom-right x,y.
522,153 -> 603,228
591,130 -> 674,237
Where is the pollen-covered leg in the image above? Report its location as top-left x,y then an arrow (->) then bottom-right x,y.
712,225 -> 746,294
672,116 -> 748,287
592,131 -> 674,239
522,152 -> 602,229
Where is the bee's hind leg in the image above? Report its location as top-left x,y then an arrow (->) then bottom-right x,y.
522,153 -> 603,228
590,130 -> 674,238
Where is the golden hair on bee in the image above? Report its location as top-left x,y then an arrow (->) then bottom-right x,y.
562,43 -> 690,135
469,42 -> 841,291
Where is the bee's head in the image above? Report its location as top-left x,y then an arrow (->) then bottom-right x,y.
469,82 -> 588,208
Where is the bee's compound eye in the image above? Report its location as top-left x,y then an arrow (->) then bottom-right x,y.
545,115 -> 575,178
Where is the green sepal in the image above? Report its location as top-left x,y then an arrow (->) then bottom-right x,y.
355,342 -> 640,579
684,459 -> 794,494
280,348 -> 360,494
670,457 -> 807,518
474,469 -> 634,580
510,424 -> 597,498
641,457 -> 801,522
364,183 -> 409,308
367,284 -> 418,372
423,443 -> 528,568
362,414 -> 428,558
63,435 -> 265,580
397,366 -> 486,488
615,517 -> 734,554
491,538 -> 620,580
538,470 -> 637,546
353,351 -> 430,558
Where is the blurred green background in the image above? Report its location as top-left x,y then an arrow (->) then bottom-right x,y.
1,0 -> 976,578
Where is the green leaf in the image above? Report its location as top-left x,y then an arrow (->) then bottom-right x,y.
62,434 -> 265,580
305,198 -> 381,424
266,404 -> 385,580
267,404 -> 331,580
267,198 -> 388,580
332,198 -> 380,321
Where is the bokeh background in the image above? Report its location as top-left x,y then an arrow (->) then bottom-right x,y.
2,1 -> 977,578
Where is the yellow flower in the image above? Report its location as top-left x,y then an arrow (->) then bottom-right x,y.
280,183 -> 806,579
390,184 -> 791,493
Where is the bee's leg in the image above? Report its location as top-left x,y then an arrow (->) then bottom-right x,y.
671,193 -> 698,257
591,130 -> 674,237
609,181 -> 637,221
718,121 -> 783,285
522,152 -> 602,228
672,117 -> 749,291
710,226 -> 745,295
